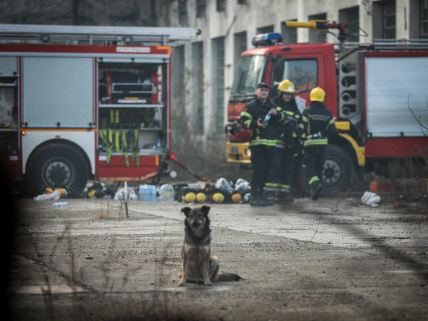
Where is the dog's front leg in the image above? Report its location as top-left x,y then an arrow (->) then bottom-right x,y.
201,259 -> 212,286
178,275 -> 187,287
178,254 -> 188,287
178,268 -> 188,286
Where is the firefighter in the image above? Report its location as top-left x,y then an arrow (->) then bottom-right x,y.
267,79 -> 306,203
303,86 -> 336,200
239,82 -> 278,206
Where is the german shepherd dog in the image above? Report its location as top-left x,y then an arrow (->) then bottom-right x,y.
178,205 -> 241,286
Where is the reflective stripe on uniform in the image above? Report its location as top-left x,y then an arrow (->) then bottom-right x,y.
265,182 -> 281,192
309,176 -> 320,185
301,115 -> 309,123
279,184 -> 290,192
284,110 -> 296,117
240,111 -> 252,119
304,138 -> 328,146
276,107 -> 285,122
251,138 -> 284,147
240,111 -> 253,128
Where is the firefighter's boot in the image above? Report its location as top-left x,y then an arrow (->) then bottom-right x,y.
310,180 -> 322,200
264,190 -> 278,204
278,190 -> 294,204
250,189 -> 272,207
261,189 -> 274,206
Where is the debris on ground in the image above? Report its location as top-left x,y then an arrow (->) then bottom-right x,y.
174,178 -> 251,204
361,191 -> 381,207
114,187 -> 138,201
33,187 -> 69,201
85,182 -> 116,199
52,201 -> 68,208
34,191 -> 61,201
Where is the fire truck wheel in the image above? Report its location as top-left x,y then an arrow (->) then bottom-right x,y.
25,143 -> 89,197
296,144 -> 355,197
321,145 -> 355,196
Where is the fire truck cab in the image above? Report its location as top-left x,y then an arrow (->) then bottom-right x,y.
0,24 -> 198,196
226,27 -> 428,195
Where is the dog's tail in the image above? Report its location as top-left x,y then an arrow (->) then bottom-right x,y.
216,272 -> 243,282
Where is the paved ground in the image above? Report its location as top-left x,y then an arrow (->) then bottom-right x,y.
8,197 -> 428,321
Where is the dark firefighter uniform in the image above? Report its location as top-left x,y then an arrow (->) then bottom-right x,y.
265,79 -> 306,203
239,82 -> 279,206
303,87 -> 336,200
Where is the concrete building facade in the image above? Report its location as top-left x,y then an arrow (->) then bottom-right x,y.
168,0 -> 428,157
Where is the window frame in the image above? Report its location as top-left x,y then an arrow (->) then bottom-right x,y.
382,0 -> 396,39
271,58 -> 319,94
420,0 -> 428,38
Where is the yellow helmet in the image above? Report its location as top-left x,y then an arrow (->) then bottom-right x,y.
196,192 -> 207,203
310,87 -> 326,102
278,79 -> 295,94
212,193 -> 225,203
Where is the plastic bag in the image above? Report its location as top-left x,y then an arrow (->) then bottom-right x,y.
234,178 -> 251,194
215,178 -> 234,195
138,184 -> 158,201
34,191 -> 61,201
114,188 -> 138,201
159,184 -> 174,201
361,191 -> 381,207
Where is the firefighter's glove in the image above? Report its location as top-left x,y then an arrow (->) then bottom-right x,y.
256,118 -> 266,128
269,108 -> 278,117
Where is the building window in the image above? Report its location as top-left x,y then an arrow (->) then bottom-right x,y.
256,25 -> 274,34
308,13 -> 327,42
172,45 -> 185,110
421,0 -> 428,38
212,37 -> 225,134
339,6 -> 359,42
234,31 -> 247,78
272,59 -> 318,93
192,42 -> 204,135
178,0 -> 188,26
216,0 -> 226,12
196,0 -> 206,18
382,0 -> 396,39
281,20 -> 297,43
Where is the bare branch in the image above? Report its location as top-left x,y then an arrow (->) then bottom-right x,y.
407,95 -> 428,136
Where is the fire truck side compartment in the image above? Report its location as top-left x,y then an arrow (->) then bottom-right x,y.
22,57 -> 94,128
364,56 -> 428,138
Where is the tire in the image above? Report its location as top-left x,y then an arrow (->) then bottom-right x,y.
25,142 -> 89,197
297,144 -> 355,197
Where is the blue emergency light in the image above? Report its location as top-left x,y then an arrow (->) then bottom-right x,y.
252,32 -> 283,47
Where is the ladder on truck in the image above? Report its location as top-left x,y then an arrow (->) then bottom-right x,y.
0,23 -> 201,45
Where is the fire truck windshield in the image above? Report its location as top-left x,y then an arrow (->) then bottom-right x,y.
230,55 -> 266,100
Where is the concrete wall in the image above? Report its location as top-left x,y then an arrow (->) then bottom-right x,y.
0,0 -> 156,26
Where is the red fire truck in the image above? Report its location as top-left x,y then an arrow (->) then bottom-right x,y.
0,24 -> 198,195
226,21 -> 428,195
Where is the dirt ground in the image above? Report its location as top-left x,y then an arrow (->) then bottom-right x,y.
7,196 -> 428,321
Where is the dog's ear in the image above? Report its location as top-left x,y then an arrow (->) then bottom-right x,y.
181,207 -> 191,217
201,205 -> 211,216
